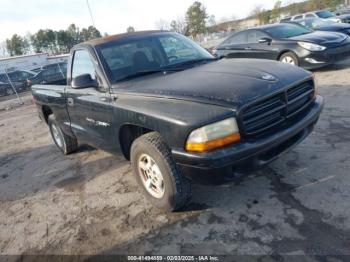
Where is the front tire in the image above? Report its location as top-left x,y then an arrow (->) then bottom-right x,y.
130,132 -> 192,212
279,52 -> 299,66
48,115 -> 78,155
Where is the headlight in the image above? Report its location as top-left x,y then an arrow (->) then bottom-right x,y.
329,18 -> 341,23
298,41 -> 326,51
185,117 -> 240,152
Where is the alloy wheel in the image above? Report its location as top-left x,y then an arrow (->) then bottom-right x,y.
281,56 -> 296,65
51,123 -> 63,148
138,153 -> 165,199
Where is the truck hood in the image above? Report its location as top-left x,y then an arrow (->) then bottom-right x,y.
111,59 -> 312,108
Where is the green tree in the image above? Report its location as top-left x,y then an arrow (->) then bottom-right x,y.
271,0 -> 282,21
56,30 -> 71,53
80,26 -> 101,41
6,34 -> 29,56
30,29 -> 56,54
185,1 -> 208,38
260,10 -> 272,25
126,26 -> 135,33
66,24 -> 81,49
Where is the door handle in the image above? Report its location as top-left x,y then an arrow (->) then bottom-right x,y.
244,47 -> 252,50
67,98 -> 74,106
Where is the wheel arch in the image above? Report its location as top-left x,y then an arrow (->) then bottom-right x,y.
42,105 -> 53,124
119,124 -> 154,160
277,50 -> 298,61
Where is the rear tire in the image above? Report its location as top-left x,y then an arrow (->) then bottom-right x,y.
130,132 -> 192,212
48,115 -> 78,155
279,52 -> 299,66
6,88 -> 14,96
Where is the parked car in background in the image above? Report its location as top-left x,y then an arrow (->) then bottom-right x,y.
214,23 -> 350,69
0,70 -> 36,84
290,18 -> 350,36
0,70 -> 35,96
0,81 -> 26,96
32,31 -> 323,211
335,6 -> 350,15
28,62 -> 67,86
280,10 -> 350,23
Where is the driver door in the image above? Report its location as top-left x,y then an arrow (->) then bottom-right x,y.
66,49 -> 114,151
245,30 -> 279,60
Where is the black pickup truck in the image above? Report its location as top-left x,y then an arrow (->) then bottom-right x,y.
32,31 -> 323,211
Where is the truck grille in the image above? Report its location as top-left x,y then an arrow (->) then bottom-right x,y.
241,80 -> 315,137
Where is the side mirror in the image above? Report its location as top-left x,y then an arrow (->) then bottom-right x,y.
72,74 -> 97,89
258,37 -> 272,44
216,54 -> 226,59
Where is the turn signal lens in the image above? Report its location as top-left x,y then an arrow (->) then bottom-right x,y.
186,133 -> 241,152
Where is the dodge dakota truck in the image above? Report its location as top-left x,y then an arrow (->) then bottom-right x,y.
32,31 -> 324,211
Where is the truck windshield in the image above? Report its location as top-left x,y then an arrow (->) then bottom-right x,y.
96,33 -> 214,83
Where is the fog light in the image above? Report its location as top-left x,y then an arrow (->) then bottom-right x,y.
305,58 -> 325,64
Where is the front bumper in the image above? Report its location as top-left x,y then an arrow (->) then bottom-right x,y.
300,43 -> 350,69
172,96 -> 324,184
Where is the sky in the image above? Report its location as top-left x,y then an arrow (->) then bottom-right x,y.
0,0 -> 302,42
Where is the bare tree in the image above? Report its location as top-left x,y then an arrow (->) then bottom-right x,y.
250,4 -> 269,25
155,19 -> 170,30
170,17 -> 188,35
208,15 -> 216,27
0,42 -> 8,57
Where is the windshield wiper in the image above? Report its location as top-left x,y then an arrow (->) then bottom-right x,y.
115,58 -> 216,82
162,58 -> 216,70
117,70 -> 163,82
116,68 -> 184,82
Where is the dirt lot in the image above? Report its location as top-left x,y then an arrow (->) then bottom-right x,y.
1,60 -> 350,257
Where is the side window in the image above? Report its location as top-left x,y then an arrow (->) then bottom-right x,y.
21,72 -> 32,79
8,72 -> 19,81
43,67 -> 55,78
0,74 -> 6,82
224,32 -> 247,45
281,17 -> 291,22
72,50 -> 96,80
306,14 -> 315,18
247,30 -> 269,43
294,15 -> 303,20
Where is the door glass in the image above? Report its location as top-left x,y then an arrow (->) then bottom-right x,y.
72,50 -> 96,80
222,32 -> 247,45
247,31 -> 269,43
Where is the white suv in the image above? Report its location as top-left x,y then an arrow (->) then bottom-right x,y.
281,10 -> 342,23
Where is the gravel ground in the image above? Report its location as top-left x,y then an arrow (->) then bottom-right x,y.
1,59 -> 350,258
